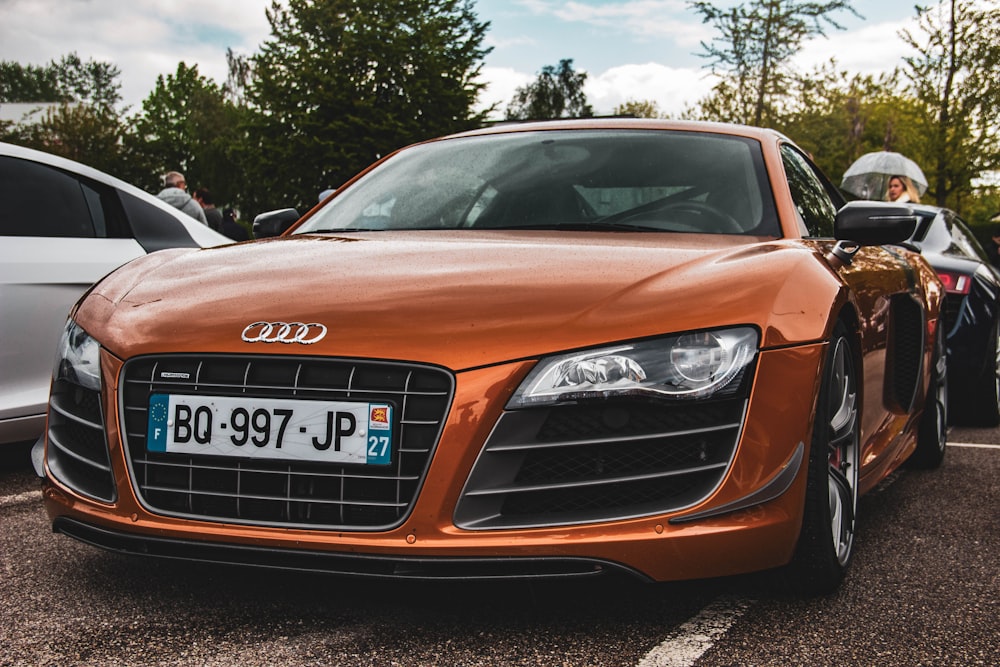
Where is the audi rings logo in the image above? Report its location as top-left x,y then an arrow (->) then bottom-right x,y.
241,321 -> 328,345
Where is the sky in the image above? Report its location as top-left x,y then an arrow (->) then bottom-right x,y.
0,0 -> 930,119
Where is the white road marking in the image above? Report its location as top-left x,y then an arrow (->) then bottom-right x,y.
948,441 -> 1000,450
635,596 -> 754,667
633,440 -> 994,667
0,489 -> 42,509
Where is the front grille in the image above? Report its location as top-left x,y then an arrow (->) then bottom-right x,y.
120,355 -> 453,530
46,379 -> 115,502
455,370 -> 752,530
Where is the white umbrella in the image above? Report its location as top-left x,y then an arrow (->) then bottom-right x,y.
841,151 -> 928,201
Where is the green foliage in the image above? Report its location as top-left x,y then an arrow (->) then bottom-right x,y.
0,54 -> 126,174
505,59 -> 594,120
0,53 -> 121,109
5,104 -> 125,174
962,187 -> 1000,245
4,1 -> 999,222
900,0 -> 1000,210
689,0 -> 858,126
122,62 -> 248,205
244,0 -> 492,216
775,63 -> 928,190
0,61 -> 61,103
613,99 -> 664,119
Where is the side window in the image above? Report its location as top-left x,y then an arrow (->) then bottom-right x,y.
780,145 -> 838,238
949,215 -> 991,264
0,155 -> 98,238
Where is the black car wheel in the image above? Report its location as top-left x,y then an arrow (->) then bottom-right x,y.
909,330 -> 948,468
788,323 -> 859,595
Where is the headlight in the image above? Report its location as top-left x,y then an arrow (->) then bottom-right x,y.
53,319 -> 101,391
508,326 -> 758,408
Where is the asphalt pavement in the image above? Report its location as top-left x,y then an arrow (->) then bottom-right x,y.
2,431 -> 997,667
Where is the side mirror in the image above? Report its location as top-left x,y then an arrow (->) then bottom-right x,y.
834,201 -> 917,246
252,208 -> 300,238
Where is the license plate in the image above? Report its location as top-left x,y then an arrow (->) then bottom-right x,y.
146,394 -> 393,465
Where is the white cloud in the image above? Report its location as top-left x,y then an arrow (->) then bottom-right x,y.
516,0 -> 709,44
476,66 -> 535,116
476,62 -> 716,119
587,63 -> 717,116
0,0 -> 929,121
0,0 -> 273,109
794,19 -> 917,76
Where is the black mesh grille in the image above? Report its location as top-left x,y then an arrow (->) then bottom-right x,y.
890,296 -> 925,411
455,368 -> 752,529
46,379 -> 115,502
120,355 -> 453,530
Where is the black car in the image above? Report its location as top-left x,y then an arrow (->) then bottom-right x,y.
907,204 -> 1000,425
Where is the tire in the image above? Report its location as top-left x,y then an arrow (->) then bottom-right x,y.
909,330 -> 948,469
787,323 -> 859,595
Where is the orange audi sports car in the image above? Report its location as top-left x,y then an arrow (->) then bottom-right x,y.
35,120 -> 947,594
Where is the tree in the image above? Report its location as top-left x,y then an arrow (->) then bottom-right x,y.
223,48 -> 254,107
0,53 -> 121,109
245,0 -> 492,216
122,62 -> 246,203
52,53 -> 123,110
505,59 -> 593,120
901,0 -> 1000,210
6,104 -> 125,173
613,99 -> 663,119
1,53 -> 126,174
0,61 -> 61,103
689,0 -> 858,126
776,62 -> 927,186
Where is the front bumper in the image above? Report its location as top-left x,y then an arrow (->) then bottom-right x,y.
40,343 -> 826,583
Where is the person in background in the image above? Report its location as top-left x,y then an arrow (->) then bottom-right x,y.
886,175 -> 921,203
221,207 -> 249,241
157,171 -> 208,224
193,188 -> 224,232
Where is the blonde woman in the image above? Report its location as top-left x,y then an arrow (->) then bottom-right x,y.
886,175 -> 921,203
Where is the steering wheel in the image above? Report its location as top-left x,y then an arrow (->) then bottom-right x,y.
652,201 -> 744,234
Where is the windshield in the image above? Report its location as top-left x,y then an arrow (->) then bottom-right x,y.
295,129 -> 780,236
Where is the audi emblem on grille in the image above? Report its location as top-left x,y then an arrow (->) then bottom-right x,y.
241,321 -> 328,344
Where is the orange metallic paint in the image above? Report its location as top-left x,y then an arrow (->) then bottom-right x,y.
41,120 -> 943,583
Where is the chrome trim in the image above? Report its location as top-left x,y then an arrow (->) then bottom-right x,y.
462,461 -> 730,497
455,396 -> 750,530
241,321 -> 328,344
119,354 -> 453,531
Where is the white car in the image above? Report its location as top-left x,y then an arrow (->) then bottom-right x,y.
0,142 -> 232,446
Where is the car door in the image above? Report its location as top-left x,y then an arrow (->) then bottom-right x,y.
780,145 -> 926,484
0,154 -> 147,442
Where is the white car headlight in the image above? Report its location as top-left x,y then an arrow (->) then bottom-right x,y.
508,327 -> 758,408
53,319 -> 101,391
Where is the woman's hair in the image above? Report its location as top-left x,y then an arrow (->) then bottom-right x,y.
888,175 -> 921,203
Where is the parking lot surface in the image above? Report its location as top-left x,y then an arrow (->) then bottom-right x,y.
2,431 -> 997,667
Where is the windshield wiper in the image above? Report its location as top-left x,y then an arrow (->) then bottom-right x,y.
301,227 -> 388,233
484,221 -> 662,232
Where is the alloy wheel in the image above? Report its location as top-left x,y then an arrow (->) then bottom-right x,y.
826,337 -> 859,566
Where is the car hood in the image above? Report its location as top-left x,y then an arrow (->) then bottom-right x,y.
79,231 -> 837,370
